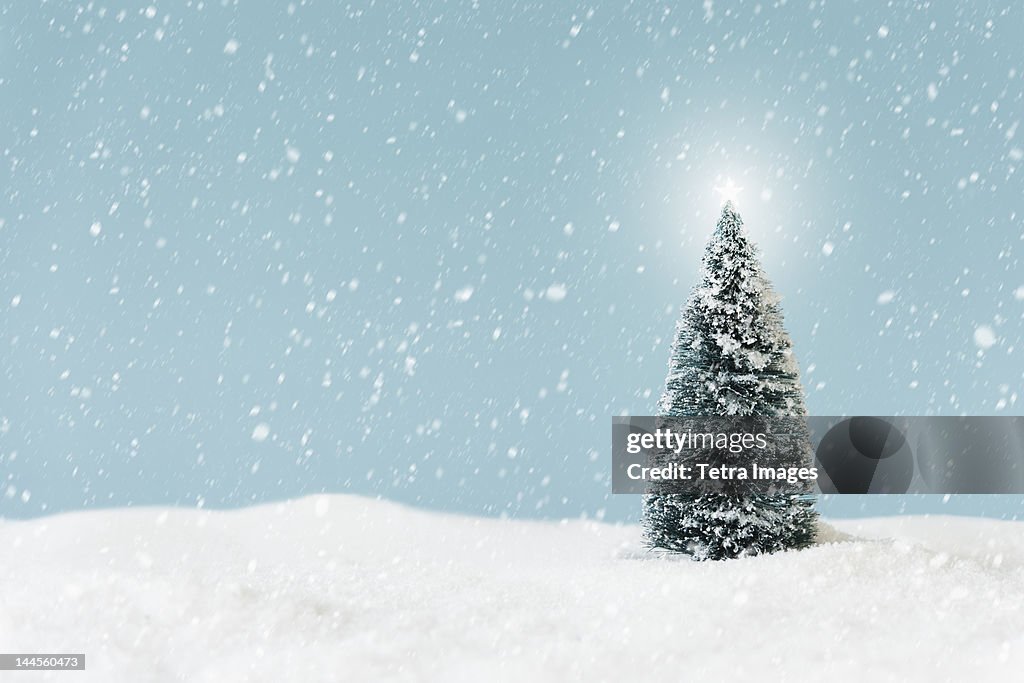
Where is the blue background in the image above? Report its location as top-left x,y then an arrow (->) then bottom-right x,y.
2,1 -> 1021,520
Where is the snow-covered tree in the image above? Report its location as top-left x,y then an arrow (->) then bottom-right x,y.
643,201 -> 817,560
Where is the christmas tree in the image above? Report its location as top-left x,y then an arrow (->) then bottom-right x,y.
643,200 -> 817,560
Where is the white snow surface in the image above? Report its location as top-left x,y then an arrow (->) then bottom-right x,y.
2,496 -> 1023,682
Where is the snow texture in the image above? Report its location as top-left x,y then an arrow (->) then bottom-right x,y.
974,325 -> 998,350
2,495 -> 1022,682
250,423 -> 271,442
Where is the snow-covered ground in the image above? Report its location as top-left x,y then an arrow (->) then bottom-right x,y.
2,496 -> 1023,682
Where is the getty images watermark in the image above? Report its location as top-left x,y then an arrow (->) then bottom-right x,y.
611,416 -> 1024,495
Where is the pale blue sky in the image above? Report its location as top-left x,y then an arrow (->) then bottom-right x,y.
1,1 -> 1021,520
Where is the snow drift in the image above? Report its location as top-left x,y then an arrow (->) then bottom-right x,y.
2,496 -> 1023,682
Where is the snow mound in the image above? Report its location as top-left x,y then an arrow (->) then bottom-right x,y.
2,496 -> 1023,682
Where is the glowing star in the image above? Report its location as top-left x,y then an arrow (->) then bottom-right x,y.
713,178 -> 744,204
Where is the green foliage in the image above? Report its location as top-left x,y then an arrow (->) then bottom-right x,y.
643,202 -> 818,559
